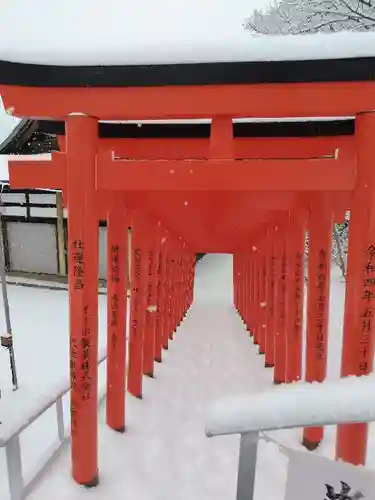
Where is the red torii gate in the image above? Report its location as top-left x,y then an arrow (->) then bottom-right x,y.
1,54 -> 375,487
9,124 -> 351,457
10,130 -> 354,253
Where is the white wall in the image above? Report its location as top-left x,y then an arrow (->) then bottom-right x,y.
7,221 -> 59,275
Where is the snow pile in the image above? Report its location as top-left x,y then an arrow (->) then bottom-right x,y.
0,97 -> 20,146
206,375 -> 375,437
0,1 -> 375,65
9,154 -> 52,162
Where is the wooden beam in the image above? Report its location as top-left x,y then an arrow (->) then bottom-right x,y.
2,82 -> 375,119
58,136 -> 354,161
97,155 -> 355,192
8,152 -> 66,190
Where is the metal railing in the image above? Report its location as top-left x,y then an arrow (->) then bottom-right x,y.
0,349 -> 107,500
205,375 -> 375,500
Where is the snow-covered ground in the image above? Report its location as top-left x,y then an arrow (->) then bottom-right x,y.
0,253 -> 360,500
0,288 -> 107,500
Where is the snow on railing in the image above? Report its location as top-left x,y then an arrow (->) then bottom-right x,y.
0,348 -> 107,500
205,375 -> 375,500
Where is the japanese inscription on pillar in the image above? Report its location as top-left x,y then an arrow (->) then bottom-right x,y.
315,249 -> 328,363
294,251 -> 303,341
131,248 -> 141,338
358,244 -> 375,374
110,244 -> 120,350
147,250 -> 154,314
156,252 -> 162,325
70,334 -> 78,432
82,305 -> 92,401
72,239 -> 84,291
279,252 -> 287,332
70,239 -> 86,430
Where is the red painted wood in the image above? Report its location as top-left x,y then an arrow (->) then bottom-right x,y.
336,112 -> 375,465
106,194 -> 128,433
2,82 -> 375,119
96,156 -> 355,192
66,116 -> 99,487
303,194 -> 333,450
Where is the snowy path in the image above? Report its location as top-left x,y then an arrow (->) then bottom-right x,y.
25,255 -> 275,500
1,254 -> 358,500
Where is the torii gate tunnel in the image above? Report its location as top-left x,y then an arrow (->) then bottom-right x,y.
2,54 -> 375,486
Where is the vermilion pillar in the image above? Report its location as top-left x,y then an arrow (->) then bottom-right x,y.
155,243 -> 167,361
233,254 -> 238,311
143,223 -> 159,378
179,250 -> 188,322
106,193 -> 128,433
181,251 -> 189,318
244,255 -> 251,332
242,254 -> 248,327
286,211 -> 306,383
66,115 -> 99,487
238,254 -> 245,323
253,249 -> 260,346
302,196 -> 332,450
248,252 -> 255,337
337,112 -> 375,465
173,250 -> 182,330
128,217 -> 148,399
265,226 -> 276,368
172,249 -> 181,333
188,253 -> 195,308
258,242 -> 267,355
274,225 -> 287,384
166,252 -> 175,341
162,247 -> 173,349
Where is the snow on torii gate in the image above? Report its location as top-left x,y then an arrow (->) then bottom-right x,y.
2,28 -> 375,489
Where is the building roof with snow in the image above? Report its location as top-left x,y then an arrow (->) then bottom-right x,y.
1,2 -> 375,67
1,2 -> 375,87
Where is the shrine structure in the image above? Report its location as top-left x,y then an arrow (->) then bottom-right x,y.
1,31 -> 375,488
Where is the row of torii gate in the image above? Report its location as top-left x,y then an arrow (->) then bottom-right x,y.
1,66 -> 375,489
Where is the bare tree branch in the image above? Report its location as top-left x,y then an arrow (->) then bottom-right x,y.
338,0 -> 375,22
245,0 -> 375,35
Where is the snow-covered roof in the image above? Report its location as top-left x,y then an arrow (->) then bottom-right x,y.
1,1 -> 375,66
0,97 -> 20,148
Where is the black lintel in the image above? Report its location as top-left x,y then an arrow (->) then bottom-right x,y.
0,57 -> 375,87
37,119 -> 355,139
